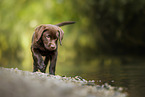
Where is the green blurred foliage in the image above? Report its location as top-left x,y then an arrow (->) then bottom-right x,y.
74,0 -> 145,56
0,0 -> 78,70
0,0 -> 145,70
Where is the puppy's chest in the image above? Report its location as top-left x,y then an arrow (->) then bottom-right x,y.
38,49 -> 56,56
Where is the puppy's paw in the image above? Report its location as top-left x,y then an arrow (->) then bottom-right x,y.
38,64 -> 46,72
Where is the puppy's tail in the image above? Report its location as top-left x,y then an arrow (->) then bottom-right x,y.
55,21 -> 75,27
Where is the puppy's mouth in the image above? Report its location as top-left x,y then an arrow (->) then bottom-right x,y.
44,44 -> 56,51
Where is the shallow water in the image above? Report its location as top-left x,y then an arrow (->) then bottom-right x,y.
56,62 -> 145,97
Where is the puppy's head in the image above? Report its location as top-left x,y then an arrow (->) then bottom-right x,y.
33,24 -> 64,51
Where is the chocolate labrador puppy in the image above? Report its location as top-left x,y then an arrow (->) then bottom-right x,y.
31,21 -> 75,75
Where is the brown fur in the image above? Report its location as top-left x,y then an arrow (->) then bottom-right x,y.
31,21 -> 75,75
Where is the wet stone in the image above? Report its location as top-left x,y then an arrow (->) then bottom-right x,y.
0,67 -> 127,97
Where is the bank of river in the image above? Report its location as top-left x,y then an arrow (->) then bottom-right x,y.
0,67 -> 127,97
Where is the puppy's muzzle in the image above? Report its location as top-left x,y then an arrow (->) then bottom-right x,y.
50,43 -> 56,50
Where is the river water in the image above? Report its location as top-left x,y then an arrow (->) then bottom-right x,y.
56,59 -> 145,97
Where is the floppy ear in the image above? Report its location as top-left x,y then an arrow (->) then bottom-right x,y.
58,28 -> 64,45
33,25 -> 46,44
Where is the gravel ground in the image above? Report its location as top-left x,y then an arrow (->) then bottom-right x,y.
0,67 -> 127,97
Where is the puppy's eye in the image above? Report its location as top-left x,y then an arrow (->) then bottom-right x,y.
47,35 -> 51,38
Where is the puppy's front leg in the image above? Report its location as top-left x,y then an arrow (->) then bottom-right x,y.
49,51 -> 58,75
43,56 -> 50,73
31,48 -> 45,72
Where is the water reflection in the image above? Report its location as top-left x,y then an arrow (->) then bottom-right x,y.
56,59 -> 145,97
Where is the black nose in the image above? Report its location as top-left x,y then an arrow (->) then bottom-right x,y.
50,44 -> 55,49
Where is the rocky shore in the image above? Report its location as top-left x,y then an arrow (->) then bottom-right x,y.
0,67 -> 127,97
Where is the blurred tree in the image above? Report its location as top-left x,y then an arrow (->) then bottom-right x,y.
0,0 -> 145,69
72,0 -> 145,57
